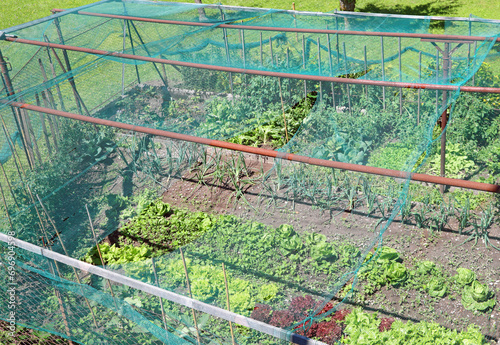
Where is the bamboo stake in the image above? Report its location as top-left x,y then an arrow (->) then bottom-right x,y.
35,93 -> 53,157
36,196 -> 99,328
179,248 -> 201,345
380,36 -> 386,110
0,178 -> 14,230
0,113 -> 26,179
45,41 -> 66,112
40,91 -> 59,152
23,107 -> 42,165
278,78 -> 289,143
32,198 -> 75,345
85,204 -> 119,311
152,257 -> 170,341
222,263 -> 236,345
0,161 -> 20,211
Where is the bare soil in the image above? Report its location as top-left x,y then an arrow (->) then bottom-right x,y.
161,150 -> 500,342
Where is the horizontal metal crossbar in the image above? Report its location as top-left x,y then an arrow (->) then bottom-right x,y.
0,232 -> 326,345
3,100 -> 499,193
4,37 -> 500,94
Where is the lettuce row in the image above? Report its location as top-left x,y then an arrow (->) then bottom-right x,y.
341,308 -> 487,345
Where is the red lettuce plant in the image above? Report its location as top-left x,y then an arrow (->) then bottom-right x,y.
289,295 -> 317,317
250,304 -> 272,323
379,317 -> 395,332
269,310 -> 294,328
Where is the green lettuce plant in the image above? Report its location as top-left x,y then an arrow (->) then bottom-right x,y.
281,235 -> 304,256
461,281 -> 496,312
425,278 -> 448,298
385,262 -> 408,286
416,260 -> 436,275
454,268 -> 476,286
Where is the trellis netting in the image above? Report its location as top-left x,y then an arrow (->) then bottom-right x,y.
0,0 -> 499,343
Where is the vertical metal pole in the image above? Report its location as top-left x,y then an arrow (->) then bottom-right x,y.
440,42 -> 450,194
259,32 -> 263,66
221,12 -> 234,96
52,17 -> 84,114
436,50 -> 439,116
399,37 -> 403,115
472,41 -> 477,85
418,52 -> 421,125
126,20 -> 141,84
269,36 -> 274,67
302,35 -> 307,98
317,37 -> 322,102
380,36 -> 386,110
241,28 -> 246,68
343,42 -> 351,114
0,49 -> 34,169
122,19 -> 127,95
327,27 -> 335,108
364,45 -> 368,98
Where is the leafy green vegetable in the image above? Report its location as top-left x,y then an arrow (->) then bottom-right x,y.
385,262 -> 408,286
310,241 -> 337,261
258,284 -> 279,302
455,268 -> 476,286
425,278 -> 448,298
416,260 -> 436,275
341,308 -> 488,345
461,281 -> 496,312
281,235 -> 303,256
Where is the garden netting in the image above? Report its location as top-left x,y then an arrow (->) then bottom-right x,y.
0,0 -> 500,344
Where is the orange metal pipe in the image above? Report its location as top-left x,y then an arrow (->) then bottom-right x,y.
51,9 -> 500,43
5,37 -> 500,94
6,100 -> 500,193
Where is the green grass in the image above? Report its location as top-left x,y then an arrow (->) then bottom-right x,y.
1,0 -> 499,31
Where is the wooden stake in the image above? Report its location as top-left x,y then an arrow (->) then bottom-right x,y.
222,263 -> 236,345
278,78 -> 289,143
85,204 -> 119,310
35,93 -> 53,157
152,257 -> 170,340
179,248 -> 201,345
36,196 -> 99,328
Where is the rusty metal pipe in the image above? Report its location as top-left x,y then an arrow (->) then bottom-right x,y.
51,9 -> 500,43
5,37 -> 500,94
5,100 -> 499,193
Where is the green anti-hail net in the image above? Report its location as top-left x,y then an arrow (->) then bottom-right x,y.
0,1 -> 499,344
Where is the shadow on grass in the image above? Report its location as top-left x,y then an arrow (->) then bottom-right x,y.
356,0 -> 461,16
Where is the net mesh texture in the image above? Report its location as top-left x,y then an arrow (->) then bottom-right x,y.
1,1 -> 500,344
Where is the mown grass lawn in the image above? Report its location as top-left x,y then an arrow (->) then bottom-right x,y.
1,0 -> 499,30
